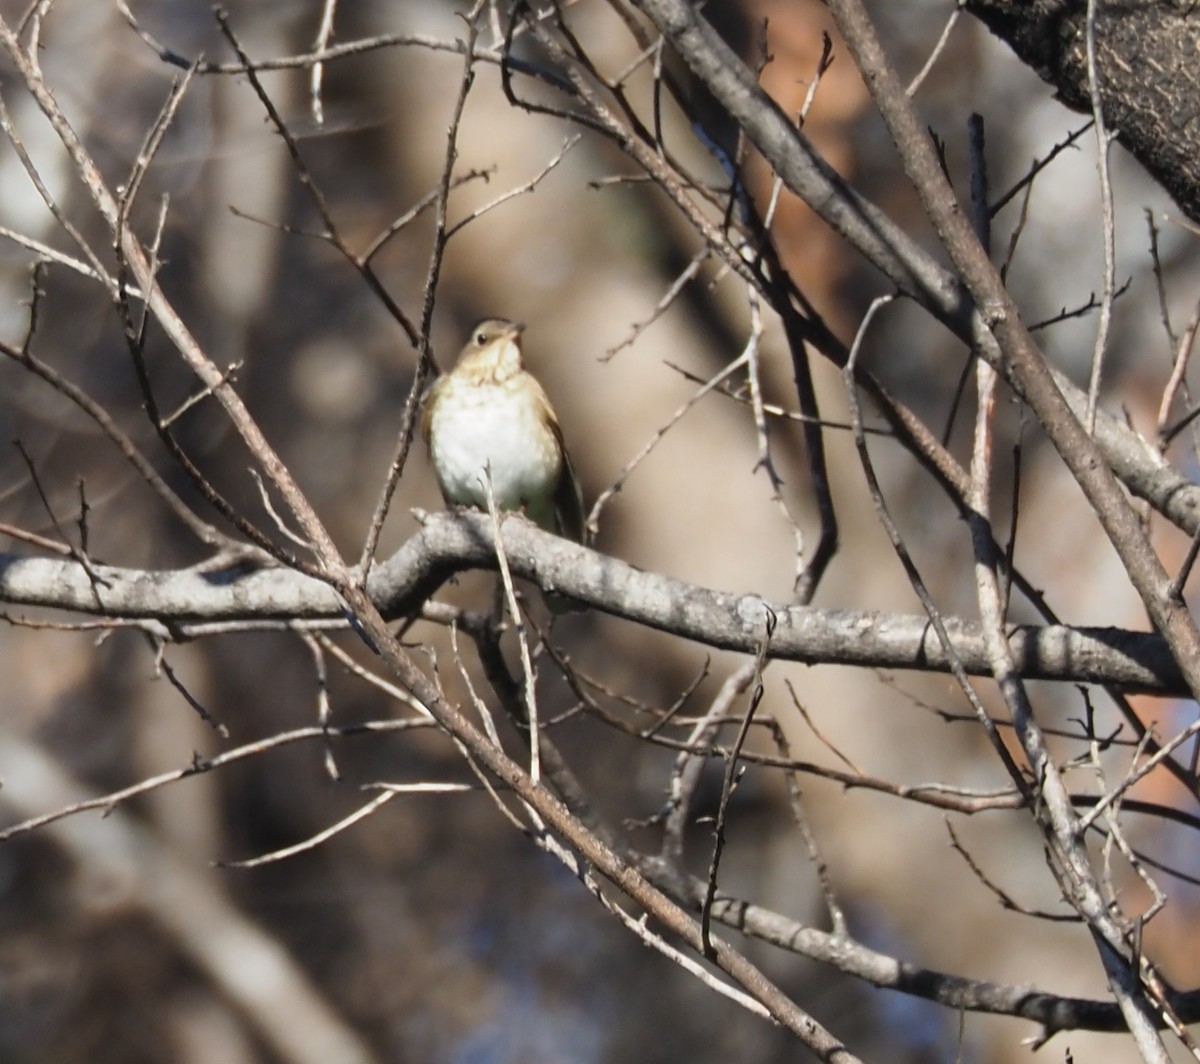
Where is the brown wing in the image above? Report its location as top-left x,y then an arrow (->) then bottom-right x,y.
540,400 -> 585,544
527,375 -> 586,543
554,436 -> 588,545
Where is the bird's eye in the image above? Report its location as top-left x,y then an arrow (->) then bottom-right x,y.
475,331 -> 487,345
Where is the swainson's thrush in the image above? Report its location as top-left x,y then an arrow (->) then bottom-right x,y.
421,319 -> 586,546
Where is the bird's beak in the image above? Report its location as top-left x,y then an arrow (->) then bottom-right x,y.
508,321 -> 527,339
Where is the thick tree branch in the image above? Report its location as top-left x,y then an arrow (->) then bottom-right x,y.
0,511 -> 1185,694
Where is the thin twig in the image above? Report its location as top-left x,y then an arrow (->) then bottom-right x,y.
0,719 -> 433,841
483,474 -> 542,784
309,0 -> 338,125
1083,0 -> 1117,433
906,1 -> 962,97
357,4 -> 486,578
700,609 -> 774,957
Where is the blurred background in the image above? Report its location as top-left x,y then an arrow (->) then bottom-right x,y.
1,1 -> 1199,1061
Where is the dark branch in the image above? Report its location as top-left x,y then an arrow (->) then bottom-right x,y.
967,0 -> 1200,224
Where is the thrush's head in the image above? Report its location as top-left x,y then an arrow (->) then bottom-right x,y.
455,318 -> 526,383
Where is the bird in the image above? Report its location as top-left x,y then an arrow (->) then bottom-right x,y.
421,318 -> 586,549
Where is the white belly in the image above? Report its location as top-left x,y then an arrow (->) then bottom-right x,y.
428,383 -> 561,520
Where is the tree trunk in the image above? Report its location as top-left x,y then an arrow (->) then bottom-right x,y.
966,0 -> 1200,222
